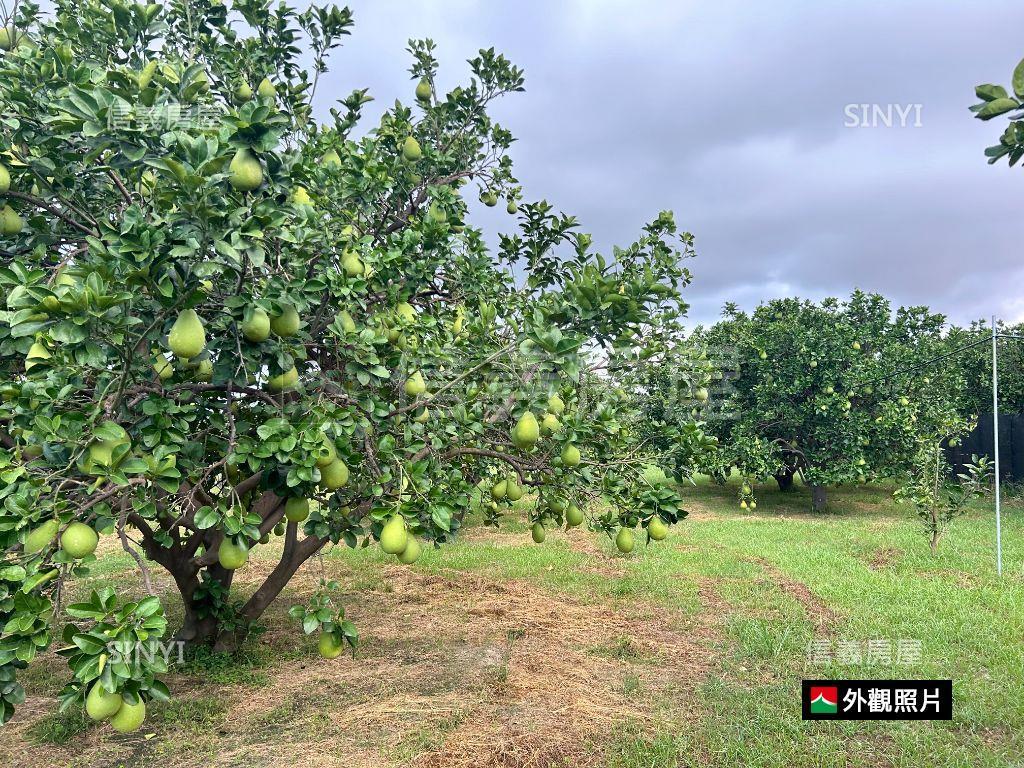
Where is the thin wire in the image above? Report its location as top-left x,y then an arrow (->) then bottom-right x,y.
860,330 -> 1024,391
855,336 -> 994,389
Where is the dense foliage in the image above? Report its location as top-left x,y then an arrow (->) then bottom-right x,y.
948,321 -> 1024,414
0,0 -> 694,728
690,292 -> 969,511
619,343 -> 721,483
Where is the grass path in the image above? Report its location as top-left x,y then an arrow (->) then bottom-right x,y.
667,479 -> 1024,767
1,480 -> 1021,767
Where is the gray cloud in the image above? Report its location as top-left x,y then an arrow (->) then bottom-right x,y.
310,0 -> 1024,327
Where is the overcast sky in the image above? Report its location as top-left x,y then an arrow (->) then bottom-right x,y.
311,0 -> 1023,328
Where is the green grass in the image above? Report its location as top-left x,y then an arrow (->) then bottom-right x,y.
177,645 -> 274,686
26,707 -> 91,745
152,696 -> 227,730
621,477 -> 1024,766
605,725 -> 685,768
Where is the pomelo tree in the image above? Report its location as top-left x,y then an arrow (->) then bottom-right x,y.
619,344 -> 722,483
692,291 -> 967,511
0,1 -> 692,727
895,429 -> 990,553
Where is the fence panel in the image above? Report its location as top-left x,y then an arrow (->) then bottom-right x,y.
945,413 -> 1024,482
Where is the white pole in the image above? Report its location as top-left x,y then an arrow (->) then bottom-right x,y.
992,316 -> 1002,577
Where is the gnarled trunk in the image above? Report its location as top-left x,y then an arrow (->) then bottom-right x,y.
774,468 -> 795,492
163,520 -> 325,651
138,491 -> 337,653
142,494 -> 290,650
209,525 -> 328,652
178,606 -> 220,646
165,550 -> 234,647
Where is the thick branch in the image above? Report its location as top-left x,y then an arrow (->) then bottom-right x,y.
239,532 -> 327,622
3,190 -> 99,236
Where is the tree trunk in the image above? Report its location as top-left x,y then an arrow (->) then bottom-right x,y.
166,553 -> 234,647
178,605 -> 220,646
810,484 -> 827,512
140,495 -> 330,653
211,524 -> 327,652
774,468 -> 795,492
211,627 -> 246,654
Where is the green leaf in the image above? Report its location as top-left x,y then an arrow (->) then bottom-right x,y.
135,596 -> 163,618
976,97 -> 1020,121
119,458 -> 149,475
0,566 -> 26,582
148,680 -> 171,702
194,506 -> 221,530
1014,57 -> 1024,100
72,633 -> 107,654
49,321 -> 88,344
94,422 -> 126,441
121,144 -> 147,162
431,505 -> 451,532
975,84 -> 1008,102
65,602 -> 105,620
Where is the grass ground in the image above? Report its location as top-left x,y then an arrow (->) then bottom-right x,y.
1,477 -> 1021,767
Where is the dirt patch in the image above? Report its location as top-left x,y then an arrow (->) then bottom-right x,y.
560,529 -> 629,578
866,547 -> 901,571
3,561 -> 720,768
748,557 -> 837,632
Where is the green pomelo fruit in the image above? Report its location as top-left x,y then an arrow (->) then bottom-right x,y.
109,698 -> 146,733
379,515 -> 408,555
397,536 -> 421,564
284,497 -> 310,523
61,522 -> 99,558
531,522 -> 546,544
168,309 -> 206,360
85,682 -> 123,721
615,527 -> 635,554
241,307 -> 270,342
217,538 -> 248,570
320,458 -> 349,490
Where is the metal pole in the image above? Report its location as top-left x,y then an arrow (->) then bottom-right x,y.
992,316 -> 1002,577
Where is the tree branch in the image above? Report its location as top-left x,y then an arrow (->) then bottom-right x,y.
3,190 -> 99,236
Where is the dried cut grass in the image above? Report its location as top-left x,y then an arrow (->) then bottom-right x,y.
748,557 -> 837,631
228,567 -> 714,768
3,552 -> 721,768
